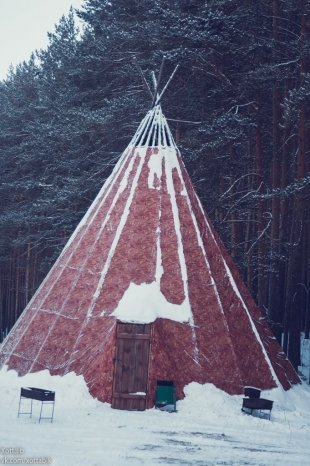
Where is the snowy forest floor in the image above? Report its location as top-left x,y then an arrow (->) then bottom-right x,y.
1,367 -> 310,466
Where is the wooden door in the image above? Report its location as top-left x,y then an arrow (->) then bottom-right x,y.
112,322 -> 152,410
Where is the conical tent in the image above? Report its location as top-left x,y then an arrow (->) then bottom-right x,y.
0,104 -> 299,410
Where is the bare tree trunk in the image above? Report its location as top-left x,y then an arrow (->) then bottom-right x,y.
25,243 -> 31,304
305,216 -> 310,339
268,0 -> 282,326
255,123 -> 267,310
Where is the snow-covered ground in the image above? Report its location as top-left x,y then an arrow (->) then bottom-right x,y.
1,367 -> 310,466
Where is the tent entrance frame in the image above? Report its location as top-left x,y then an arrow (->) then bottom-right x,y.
111,321 -> 152,411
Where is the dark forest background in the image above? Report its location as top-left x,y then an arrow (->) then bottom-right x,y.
0,0 -> 309,370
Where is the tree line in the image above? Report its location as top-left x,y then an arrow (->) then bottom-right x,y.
0,0 -> 309,370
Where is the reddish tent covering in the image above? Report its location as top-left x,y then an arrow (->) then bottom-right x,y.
0,105 -> 299,410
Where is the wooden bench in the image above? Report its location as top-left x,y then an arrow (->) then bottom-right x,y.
241,386 -> 273,420
18,387 -> 55,423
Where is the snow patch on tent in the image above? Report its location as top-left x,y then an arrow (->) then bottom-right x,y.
111,281 -> 192,324
148,151 -> 163,189
155,226 -> 164,282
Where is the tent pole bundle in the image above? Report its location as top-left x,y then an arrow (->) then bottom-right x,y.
135,57 -> 179,108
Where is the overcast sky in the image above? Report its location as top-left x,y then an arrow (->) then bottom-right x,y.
0,0 -> 86,80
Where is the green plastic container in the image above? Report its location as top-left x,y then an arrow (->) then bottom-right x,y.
155,380 -> 176,411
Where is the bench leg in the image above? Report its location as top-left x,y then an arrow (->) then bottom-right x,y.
18,397 -> 33,418
39,401 -> 55,423
51,401 -> 55,423
39,401 -> 43,423
258,409 -> 271,420
17,396 -> 22,418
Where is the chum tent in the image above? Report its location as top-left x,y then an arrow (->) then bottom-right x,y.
0,102 -> 299,410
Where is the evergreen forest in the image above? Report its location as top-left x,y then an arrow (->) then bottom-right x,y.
0,0 -> 309,371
